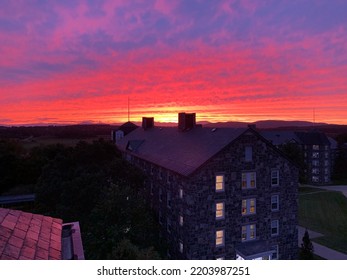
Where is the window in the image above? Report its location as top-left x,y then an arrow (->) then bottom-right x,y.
271,195 -> 279,211
313,145 -> 319,150
271,220 -> 279,236
242,172 -> 256,189
271,170 -> 279,186
215,175 -> 225,192
325,145 -> 329,151
245,146 -> 252,162
179,241 -> 183,253
216,229 -> 225,247
312,152 -> 319,158
325,152 -> 329,159
242,198 -> 256,215
324,176 -> 329,183
179,215 -> 184,226
216,202 -> 225,220
312,175 -> 319,183
271,245 -> 278,260
167,218 -> 171,233
324,168 -> 329,175
242,224 -> 256,241
179,187 -> 183,199
167,191 -> 172,208
312,168 -> 319,174
325,160 -> 329,166
159,188 -> 163,202
312,160 -> 319,167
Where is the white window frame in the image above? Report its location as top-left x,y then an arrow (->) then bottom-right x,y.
271,170 -> 279,186
271,195 -> 279,211
271,220 -> 279,236
179,187 -> 183,199
271,245 -> 279,260
241,198 -> 256,215
216,202 -> 225,220
245,146 -> 252,162
179,241 -> 183,253
216,229 -> 225,247
241,224 -> 256,242
215,174 -> 225,192
242,172 -> 256,189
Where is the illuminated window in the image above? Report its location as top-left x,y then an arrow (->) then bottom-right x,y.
179,215 -> 183,226
242,224 -> 256,241
271,195 -> 279,211
245,146 -> 252,162
313,145 -> 319,150
215,175 -> 225,192
312,152 -> 319,158
242,198 -> 256,215
242,172 -> 256,189
271,170 -> 279,186
216,229 -> 225,247
312,175 -> 319,182
216,202 -> 225,220
271,220 -> 279,236
179,241 -> 183,253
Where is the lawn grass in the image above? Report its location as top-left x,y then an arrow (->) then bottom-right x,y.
299,190 -> 347,254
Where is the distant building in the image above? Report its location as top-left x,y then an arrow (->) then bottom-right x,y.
0,207 -> 84,260
116,113 -> 298,260
111,121 -> 138,143
261,131 -> 337,185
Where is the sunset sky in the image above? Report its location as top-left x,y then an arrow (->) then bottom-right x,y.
1,0 -> 347,125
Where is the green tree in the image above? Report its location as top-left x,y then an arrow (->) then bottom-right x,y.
34,139 -> 163,259
300,230 -> 314,260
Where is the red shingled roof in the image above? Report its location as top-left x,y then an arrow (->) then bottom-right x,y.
0,208 -> 62,260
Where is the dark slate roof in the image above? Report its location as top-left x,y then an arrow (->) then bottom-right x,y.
260,131 -> 299,146
235,240 -> 275,259
118,121 -> 138,135
117,126 -> 247,176
295,131 -> 330,145
0,208 -> 62,260
328,137 -> 338,149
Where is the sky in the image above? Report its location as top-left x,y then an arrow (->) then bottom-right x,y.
1,0 -> 347,125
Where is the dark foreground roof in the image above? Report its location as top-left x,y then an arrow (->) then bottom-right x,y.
117,126 -> 247,176
0,207 -> 62,260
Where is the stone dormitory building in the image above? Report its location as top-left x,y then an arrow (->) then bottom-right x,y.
116,113 -> 298,260
261,131 -> 337,185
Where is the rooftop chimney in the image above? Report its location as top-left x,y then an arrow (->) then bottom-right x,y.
142,117 -> 154,130
178,112 -> 196,131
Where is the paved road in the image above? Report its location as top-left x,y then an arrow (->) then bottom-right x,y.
307,185 -> 347,198
298,226 -> 347,260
